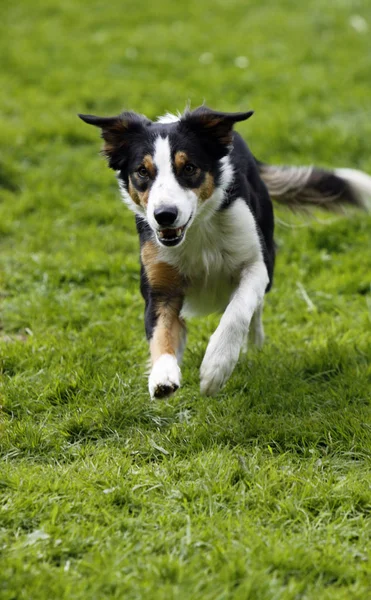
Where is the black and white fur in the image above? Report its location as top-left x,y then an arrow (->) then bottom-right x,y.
79,107 -> 371,398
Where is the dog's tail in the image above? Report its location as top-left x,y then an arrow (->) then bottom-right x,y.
258,163 -> 371,212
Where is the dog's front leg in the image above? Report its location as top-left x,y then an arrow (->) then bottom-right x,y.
148,297 -> 186,399
140,242 -> 186,399
200,261 -> 269,396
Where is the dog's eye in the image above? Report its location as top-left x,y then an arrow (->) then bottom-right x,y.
183,163 -> 197,176
137,166 -> 149,179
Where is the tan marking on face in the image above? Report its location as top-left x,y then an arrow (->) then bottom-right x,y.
128,177 -> 150,207
193,172 -> 215,202
175,150 -> 202,181
142,154 -> 156,178
174,151 -> 189,173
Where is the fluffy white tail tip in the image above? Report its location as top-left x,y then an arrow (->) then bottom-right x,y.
335,168 -> 371,211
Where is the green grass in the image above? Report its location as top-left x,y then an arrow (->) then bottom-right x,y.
1,0 -> 371,598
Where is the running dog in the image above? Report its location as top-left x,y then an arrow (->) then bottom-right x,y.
79,107 -> 371,398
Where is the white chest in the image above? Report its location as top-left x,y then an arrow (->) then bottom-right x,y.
158,199 -> 263,317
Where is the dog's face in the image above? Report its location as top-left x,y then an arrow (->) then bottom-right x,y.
79,107 -> 253,247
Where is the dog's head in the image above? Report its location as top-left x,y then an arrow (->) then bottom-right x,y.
79,107 -> 253,247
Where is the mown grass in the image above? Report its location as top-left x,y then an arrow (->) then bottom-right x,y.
1,0 -> 371,598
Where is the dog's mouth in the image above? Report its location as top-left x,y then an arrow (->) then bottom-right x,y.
156,217 -> 192,247
156,225 -> 186,246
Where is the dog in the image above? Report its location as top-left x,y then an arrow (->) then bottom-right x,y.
79,106 -> 371,398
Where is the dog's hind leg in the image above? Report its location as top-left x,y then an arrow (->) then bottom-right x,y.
250,301 -> 265,349
242,301 -> 265,354
200,261 -> 269,396
176,324 -> 187,364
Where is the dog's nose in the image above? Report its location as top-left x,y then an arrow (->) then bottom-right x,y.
154,206 -> 178,226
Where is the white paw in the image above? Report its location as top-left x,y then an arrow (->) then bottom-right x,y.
200,331 -> 241,396
148,354 -> 181,399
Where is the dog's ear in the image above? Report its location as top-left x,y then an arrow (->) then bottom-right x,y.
78,112 -> 151,170
180,106 -> 253,148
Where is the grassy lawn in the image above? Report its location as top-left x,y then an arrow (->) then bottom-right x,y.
1,0 -> 371,597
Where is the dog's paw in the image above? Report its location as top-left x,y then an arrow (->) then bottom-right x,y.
148,354 -> 181,399
200,333 -> 240,396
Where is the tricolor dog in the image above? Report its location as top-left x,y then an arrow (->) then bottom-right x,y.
79,107 -> 371,398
